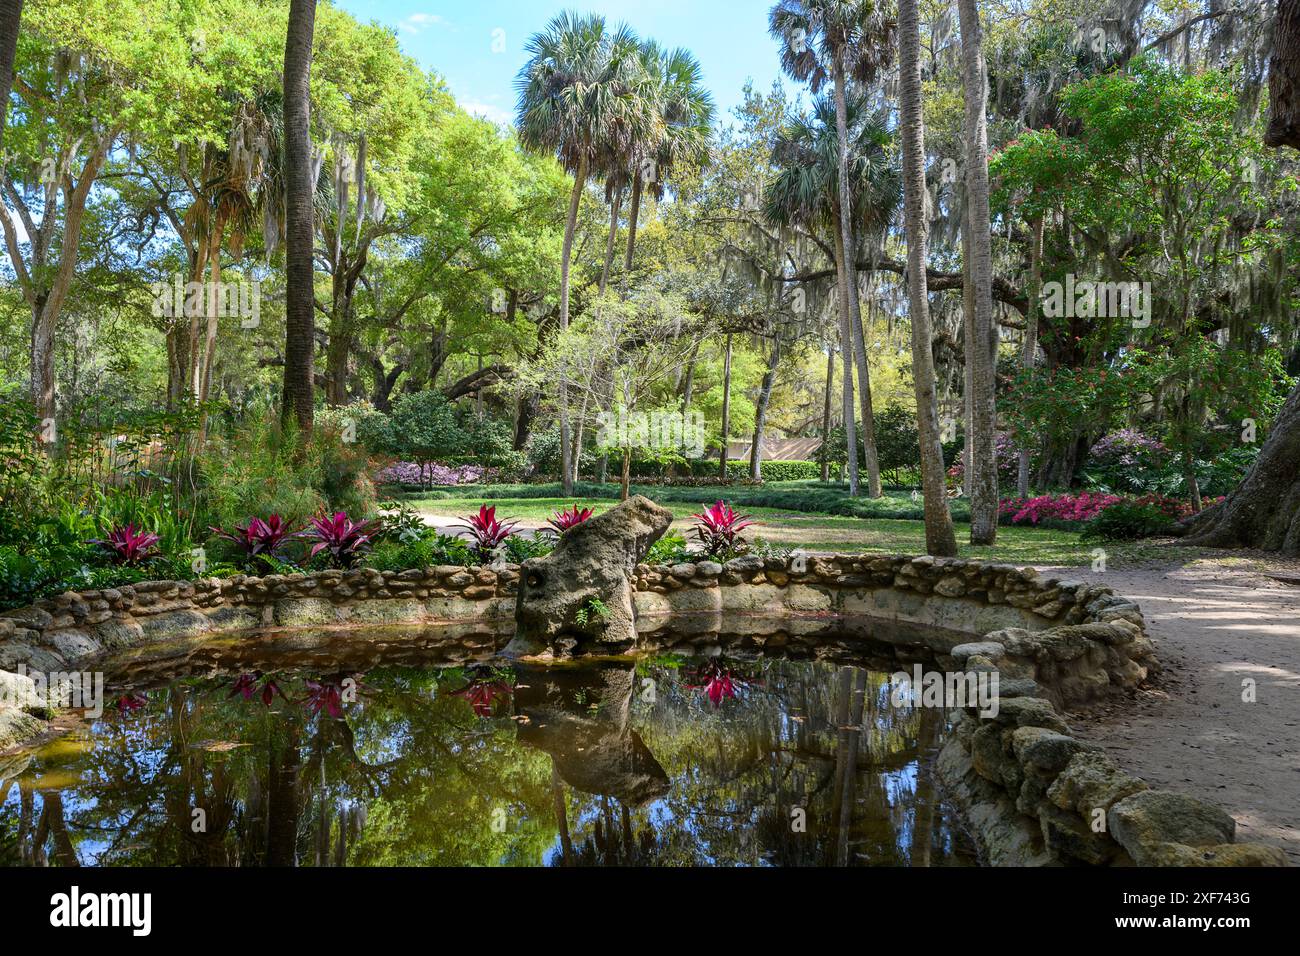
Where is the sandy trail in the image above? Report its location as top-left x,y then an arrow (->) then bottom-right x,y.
1038,559 -> 1300,863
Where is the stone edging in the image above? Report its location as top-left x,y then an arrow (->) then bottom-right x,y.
0,553 -> 1285,867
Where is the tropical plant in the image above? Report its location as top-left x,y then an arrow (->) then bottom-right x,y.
548,504 -> 595,534
92,525 -> 162,565
211,515 -> 298,568
304,512 -> 377,568
458,505 -> 520,562
691,500 -> 756,558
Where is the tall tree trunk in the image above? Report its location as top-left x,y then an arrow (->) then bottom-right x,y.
718,332 -> 732,480
832,62 -> 879,497
1267,0 -> 1300,149
749,337 -> 782,481
961,221 -> 974,499
623,169 -> 643,274
959,0 -> 998,545
832,215 -> 861,496
1016,213 -> 1043,498
600,185 -> 624,293
558,155 -> 587,497
282,0 -> 318,436
899,0 -> 958,557
0,1 -> 21,159
821,346 -> 834,482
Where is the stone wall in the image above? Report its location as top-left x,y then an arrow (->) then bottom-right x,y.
0,553 -> 1285,866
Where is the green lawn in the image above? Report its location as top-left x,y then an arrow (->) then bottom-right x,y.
406,492 -> 1195,568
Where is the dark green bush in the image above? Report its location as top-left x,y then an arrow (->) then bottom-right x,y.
1080,503 -> 1173,541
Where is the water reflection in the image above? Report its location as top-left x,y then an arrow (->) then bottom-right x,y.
0,627 -> 974,867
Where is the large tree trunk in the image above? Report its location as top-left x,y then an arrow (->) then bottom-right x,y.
623,169 -> 644,274
959,0 -> 998,545
1267,0 -> 1300,149
899,0 -> 958,557
749,337 -> 782,481
282,0 -> 318,436
832,64 -> 880,497
821,346 -> 834,482
1179,383 -> 1300,552
1016,213 -> 1043,498
718,332 -> 732,480
832,215 -> 861,495
558,155 -> 587,497
0,1 -> 21,157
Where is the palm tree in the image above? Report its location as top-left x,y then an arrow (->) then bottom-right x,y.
764,92 -> 898,497
623,42 -> 715,274
516,13 -> 647,495
769,0 -> 893,498
282,0 -> 317,436
958,0 -> 997,544
898,0 -> 957,557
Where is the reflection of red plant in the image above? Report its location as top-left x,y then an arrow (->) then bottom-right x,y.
116,693 -> 148,715
303,680 -> 346,718
452,681 -> 513,717
229,673 -> 285,706
548,505 -> 594,534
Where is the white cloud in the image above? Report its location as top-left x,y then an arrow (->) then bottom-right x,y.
462,101 -> 512,126
399,13 -> 446,35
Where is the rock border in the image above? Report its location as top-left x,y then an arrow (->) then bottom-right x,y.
0,553 -> 1285,867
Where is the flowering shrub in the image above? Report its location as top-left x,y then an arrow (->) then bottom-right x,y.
998,491 -> 1219,528
1089,429 -> 1168,466
999,493 -> 1124,525
948,432 -> 1024,486
376,461 -> 497,488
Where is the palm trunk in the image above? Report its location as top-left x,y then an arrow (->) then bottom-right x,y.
832,216 -> 860,495
282,0 -> 318,436
600,185 -> 624,293
821,347 -> 834,482
1017,213 -> 1044,498
558,154 -> 587,497
719,332 -> 732,480
623,169 -> 644,274
899,0 -> 958,557
959,0 -> 998,545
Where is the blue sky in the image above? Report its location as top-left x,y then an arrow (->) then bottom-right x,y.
335,0 -> 790,127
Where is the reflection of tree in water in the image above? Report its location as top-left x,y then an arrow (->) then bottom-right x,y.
0,652 -> 972,867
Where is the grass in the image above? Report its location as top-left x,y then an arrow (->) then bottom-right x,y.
405,491 -> 1195,569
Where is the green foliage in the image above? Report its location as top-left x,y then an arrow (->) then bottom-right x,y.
573,597 -> 611,628
364,533 -> 472,572
505,536 -> 554,562
644,530 -> 689,565
1080,503 -> 1173,542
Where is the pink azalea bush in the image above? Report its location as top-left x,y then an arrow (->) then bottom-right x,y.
999,492 -> 1123,525
376,461 -> 497,488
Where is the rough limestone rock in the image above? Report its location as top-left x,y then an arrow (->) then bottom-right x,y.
0,706 -> 45,749
509,495 -> 673,656
1108,790 -> 1236,864
1139,842 -> 1289,867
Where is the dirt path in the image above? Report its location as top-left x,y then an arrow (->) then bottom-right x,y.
1046,558 -> 1300,864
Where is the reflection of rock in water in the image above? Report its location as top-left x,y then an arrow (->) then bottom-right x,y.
512,662 -> 669,807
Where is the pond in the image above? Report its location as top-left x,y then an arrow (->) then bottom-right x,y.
0,620 -> 976,867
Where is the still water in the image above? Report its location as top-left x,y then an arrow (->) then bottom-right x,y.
0,623 -> 975,867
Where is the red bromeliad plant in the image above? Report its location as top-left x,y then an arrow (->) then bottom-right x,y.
229,672 -> 286,707
302,679 -> 346,718
458,505 -> 519,561
452,680 -> 513,717
211,515 -> 298,565
304,512 -> 377,568
690,501 -> 755,558
93,524 -> 161,565
547,504 -> 594,535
